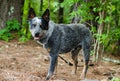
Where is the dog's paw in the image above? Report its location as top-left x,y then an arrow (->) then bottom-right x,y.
45,72 -> 53,81
80,74 -> 85,80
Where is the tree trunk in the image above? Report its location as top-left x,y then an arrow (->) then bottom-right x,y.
71,3 -> 80,24
0,0 -> 23,29
93,3 -> 105,62
58,0 -> 64,23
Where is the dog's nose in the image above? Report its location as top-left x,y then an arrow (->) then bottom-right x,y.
35,32 -> 40,37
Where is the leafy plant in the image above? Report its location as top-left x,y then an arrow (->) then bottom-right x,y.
19,35 -> 29,43
110,77 -> 120,81
0,19 -> 20,41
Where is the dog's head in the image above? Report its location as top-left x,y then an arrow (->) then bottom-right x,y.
28,8 -> 50,40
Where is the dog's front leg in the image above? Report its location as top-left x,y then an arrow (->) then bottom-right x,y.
45,53 -> 58,80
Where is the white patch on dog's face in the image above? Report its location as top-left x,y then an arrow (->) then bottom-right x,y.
29,17 -> 42,39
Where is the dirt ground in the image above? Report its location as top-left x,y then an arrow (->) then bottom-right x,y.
0,40 -> 120,81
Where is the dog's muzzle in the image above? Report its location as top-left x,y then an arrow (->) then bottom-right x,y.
34,32 -> 40,40
34,32 -> 44,40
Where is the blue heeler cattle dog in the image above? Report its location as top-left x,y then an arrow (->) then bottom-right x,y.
28,8 -> 92,80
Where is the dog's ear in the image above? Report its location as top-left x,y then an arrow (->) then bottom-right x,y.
42,9 -> 50,22
28,8 -> 36,19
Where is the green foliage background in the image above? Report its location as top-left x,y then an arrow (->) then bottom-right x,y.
0,0 -> 120,53
0,19 -> 20,41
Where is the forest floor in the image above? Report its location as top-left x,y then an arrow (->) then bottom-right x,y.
0,40 -> 120,81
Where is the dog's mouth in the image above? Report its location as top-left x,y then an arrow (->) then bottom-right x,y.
34,33 -> 43,40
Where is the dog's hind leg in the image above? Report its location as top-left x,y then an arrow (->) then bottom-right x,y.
80,42 -> 90,79
45,53 -> 58,80
71,46 -> 81,74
